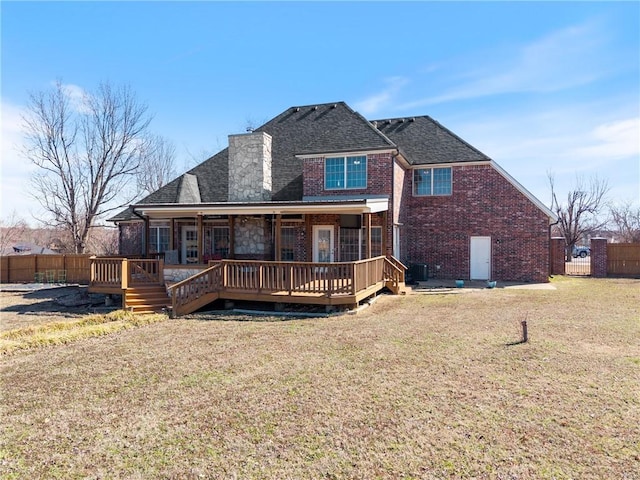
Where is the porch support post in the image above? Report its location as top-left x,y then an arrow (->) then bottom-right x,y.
229,215 -> 236,259
305,214 -> 312,262
197,214 -> 203,263
169,219 -> 175,250
275,214 -> 282,261
364,213 -> 372,259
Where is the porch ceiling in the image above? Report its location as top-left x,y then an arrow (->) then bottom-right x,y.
133,197 -> 389,219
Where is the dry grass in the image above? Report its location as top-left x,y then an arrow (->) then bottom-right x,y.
0,310 -> 166,355
1,277 -> 639,479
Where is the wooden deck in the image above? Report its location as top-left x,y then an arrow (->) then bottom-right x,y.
89,256 -> 406,316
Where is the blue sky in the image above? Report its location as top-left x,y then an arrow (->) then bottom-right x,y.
2,1 -> 639,225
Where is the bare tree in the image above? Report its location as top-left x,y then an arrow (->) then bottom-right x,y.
136,134 -> 177,196
609,201 -> 640,243
22,81 -> 151,253
0,212 -> 27,254
549,173 -> 610,260
85,225 -> 119,255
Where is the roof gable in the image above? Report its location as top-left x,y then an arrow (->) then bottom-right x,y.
254,102 -> 396,200
373,116 -> 491,165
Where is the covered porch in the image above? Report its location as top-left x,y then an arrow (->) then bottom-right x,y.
89,256 -> 406,316
118,196 -> 392,266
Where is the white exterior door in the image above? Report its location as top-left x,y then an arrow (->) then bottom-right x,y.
313,226 -> 334,263
182,226 -> 199,264
470,236 -> 491,280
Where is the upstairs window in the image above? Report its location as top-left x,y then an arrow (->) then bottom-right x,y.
413,167 -> 452,196
325,155 -> 367,189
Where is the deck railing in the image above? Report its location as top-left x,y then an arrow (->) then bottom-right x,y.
221,257 -> 392,297
168,264 -> 223,314
127,259 -> 164,286
90,257 -> 125,289
383,256 -> 406,291
90,255 -> 405,315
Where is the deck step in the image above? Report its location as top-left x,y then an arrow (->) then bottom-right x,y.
124,285 -> 170,314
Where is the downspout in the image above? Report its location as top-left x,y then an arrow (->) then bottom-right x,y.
548,216 -> 561,278
390,149 -> 401,259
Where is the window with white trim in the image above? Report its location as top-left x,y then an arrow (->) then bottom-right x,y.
149,224 -> 169,253
413,167 -> 452,196
325,155 -> 367,189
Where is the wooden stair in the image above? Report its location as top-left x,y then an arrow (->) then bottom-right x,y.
386,280 -> 407,295
124,285 -> 170,314
173,291 -> 220,317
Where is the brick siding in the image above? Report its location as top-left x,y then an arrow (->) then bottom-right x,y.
590,238 -> 607,278
401,164 -> 550,283
119,223 -> 144,256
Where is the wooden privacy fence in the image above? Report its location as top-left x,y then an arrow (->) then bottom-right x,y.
0,254 -> 92,283
607,243 -> 640,276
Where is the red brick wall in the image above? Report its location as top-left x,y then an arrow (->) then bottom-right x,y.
119,222 -> 144,256
303,153 -> 396,258
304,213 -> 386,262
402,164 -> 550,283
590,238 -> 607,278
302,153 -> 395,197
281,221 -> 307,262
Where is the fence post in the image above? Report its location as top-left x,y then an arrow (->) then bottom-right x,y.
590,238 -> 607,278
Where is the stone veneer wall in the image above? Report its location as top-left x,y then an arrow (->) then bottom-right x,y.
234,217 -> 269,258
164,267 -> 204,285
228,131 -> 272,202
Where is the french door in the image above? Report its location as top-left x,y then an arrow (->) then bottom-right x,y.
181,226 -> 199,264
313,226 -> 334,263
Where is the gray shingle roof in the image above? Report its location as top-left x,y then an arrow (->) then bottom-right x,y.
255,102 -> 395,201
110,104 -> 492,222
372,116 -> 491,165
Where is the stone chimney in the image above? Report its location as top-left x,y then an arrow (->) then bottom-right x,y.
228,131 -> 272,202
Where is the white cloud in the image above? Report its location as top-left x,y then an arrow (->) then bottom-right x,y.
571,118 -> 640,160
449,101 -> 640,207
398,20 -> 612,109
0,101 -> 44,223
58,82 -> 91,114
354,76 -> 409,116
